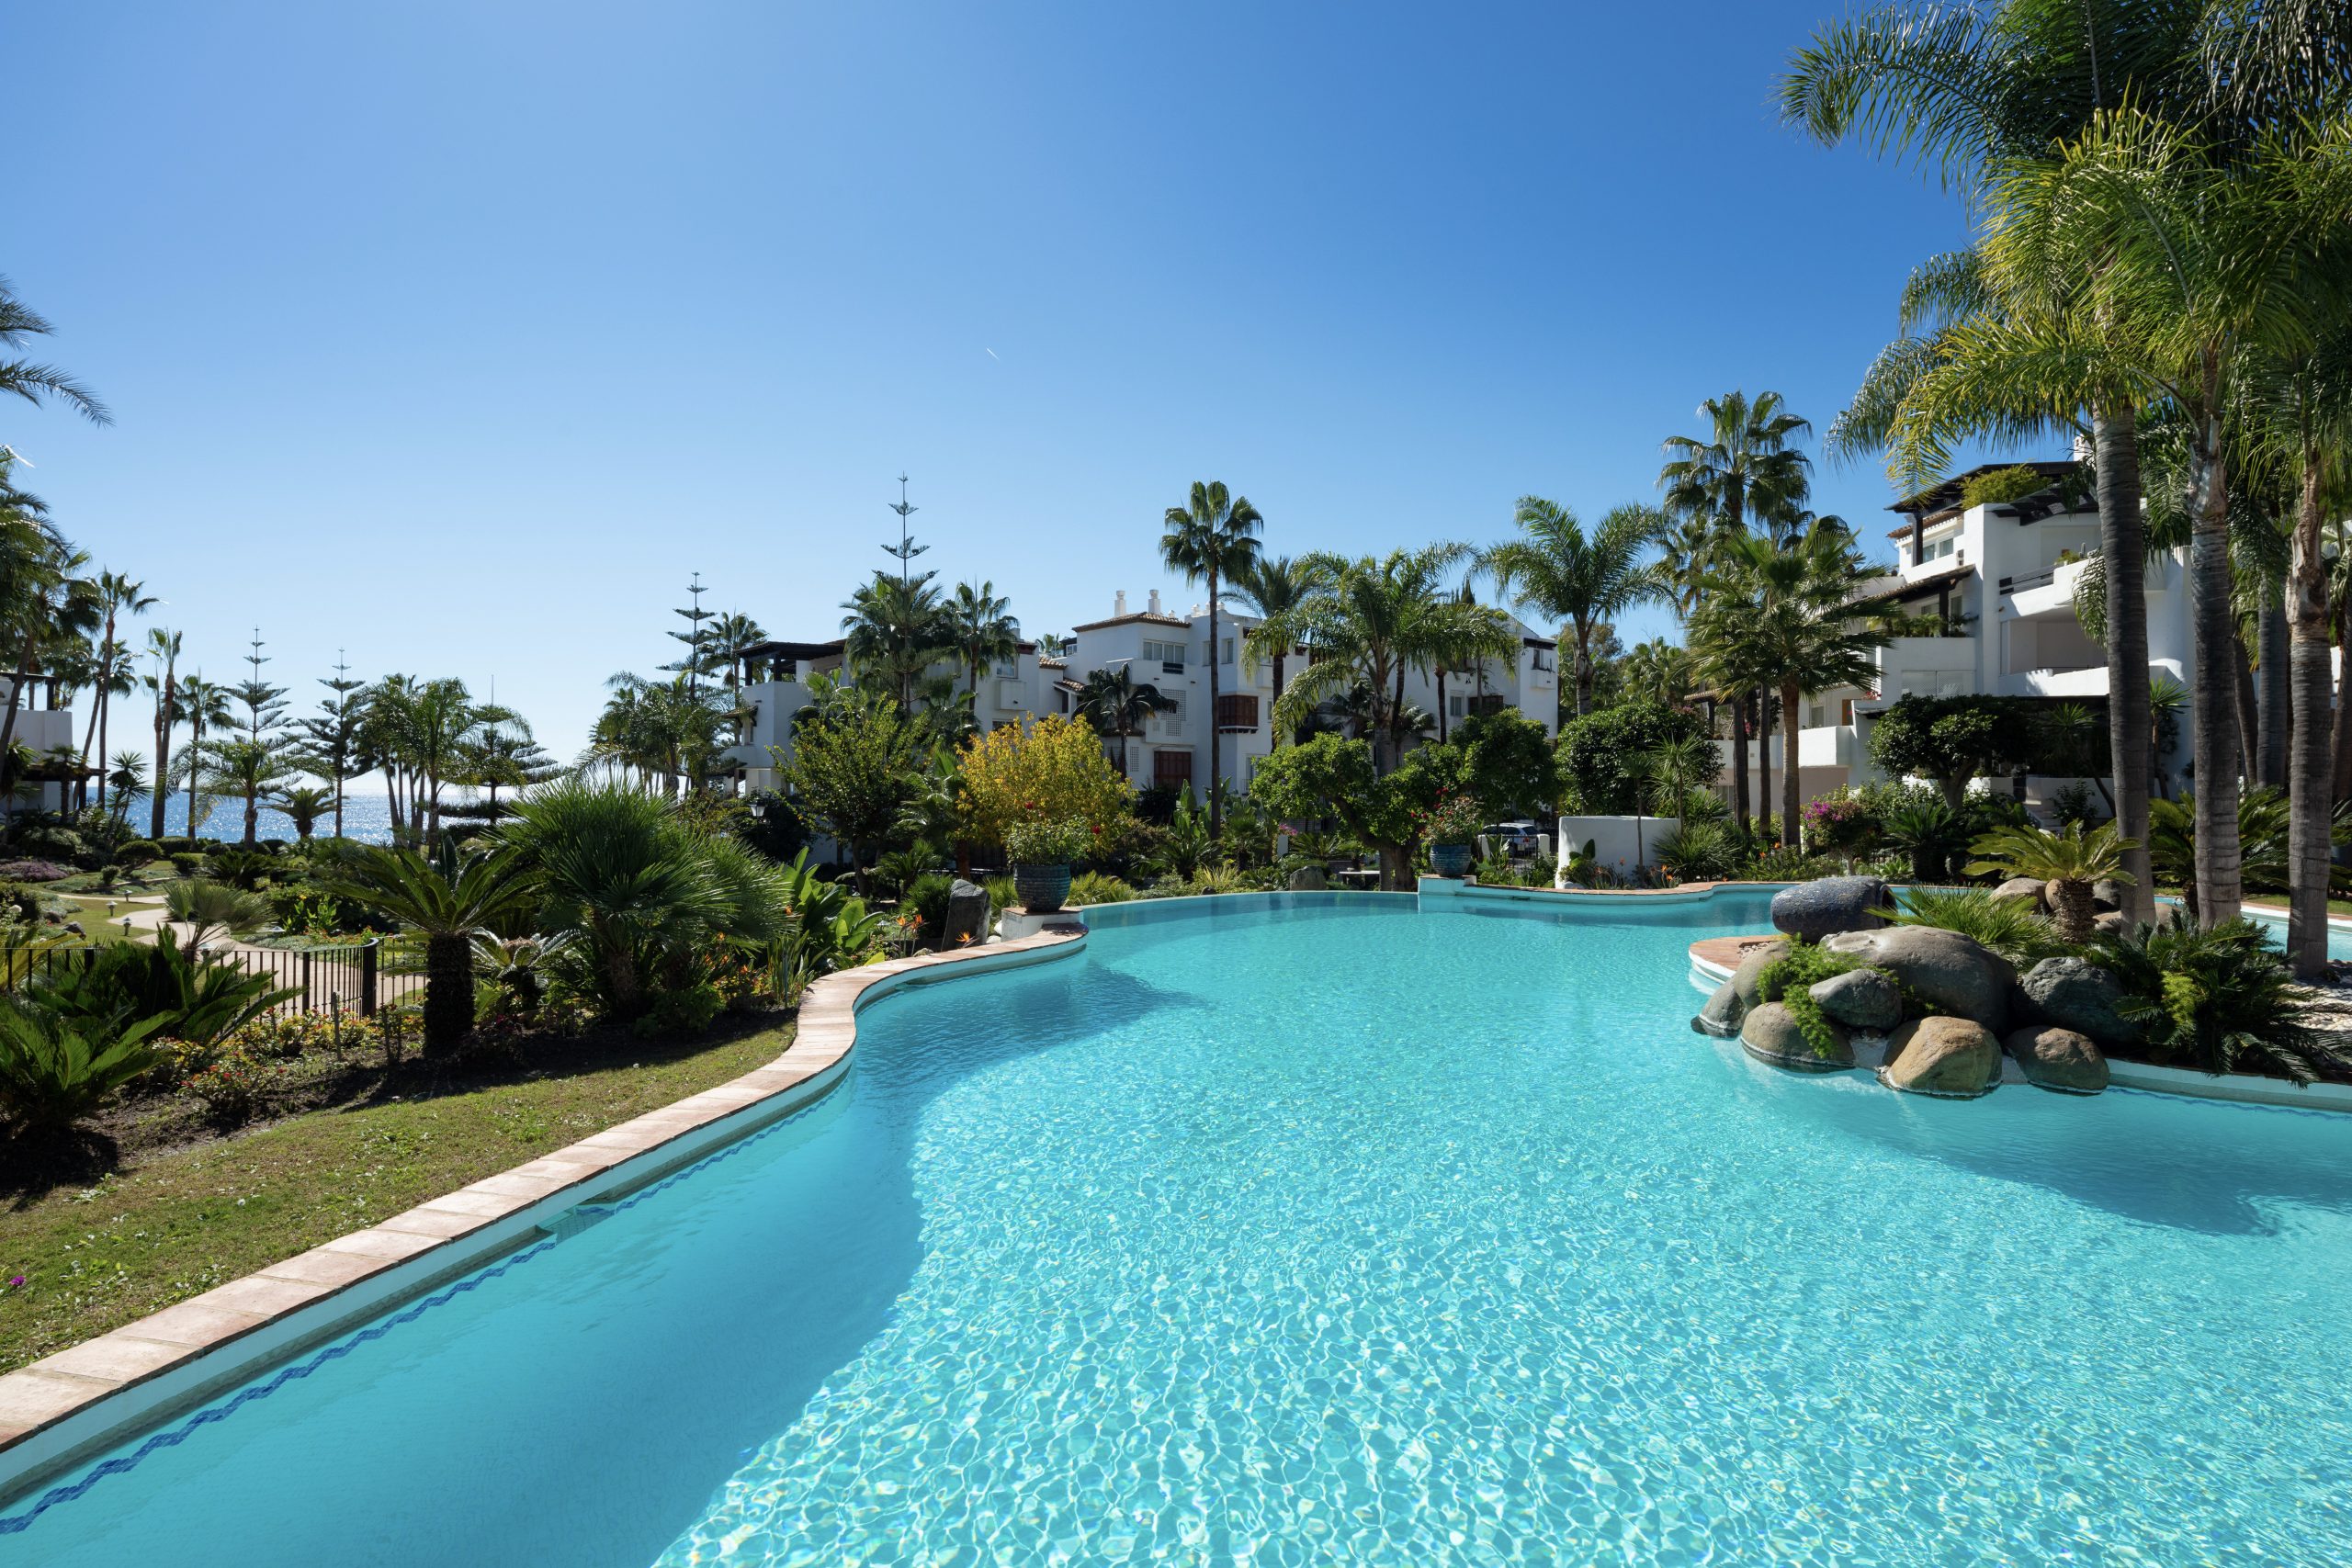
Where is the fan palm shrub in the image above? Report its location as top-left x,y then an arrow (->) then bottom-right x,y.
163,878 -> 275,956
322,841 -> 539,1053
1882,800 -> 1971,883
1965,822 -> 2138,944
1652,820 -> 1736,883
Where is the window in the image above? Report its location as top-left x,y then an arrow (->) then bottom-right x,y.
1153,750 -> 1193,784
1221,637 -> 1236,665
994,659 -> 1019,678
1528,647 -> 1554,671
1143,638 -> 1184,671
1216,694 -> 1259,730
1448,694 -> 1466,718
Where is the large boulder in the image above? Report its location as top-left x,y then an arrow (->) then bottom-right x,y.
1882,1016 -> 2002,1098
1770,876 -> 1891,942
1821,926 -> 2016,1032
2093,910 -> 2128,936
1692,979 -> 1744,1038
1730,940 -> 1792,1009
2004,1025 -> 2109,1095
1287,864 -> 1329,891
2090,878 -> 2126,913
1989,876 -> 2047,911
940,878 -> 991,946
2017,957 -> 2142,1048
1740,1002 -> 1853,1073
1810,967 -> 1903,1032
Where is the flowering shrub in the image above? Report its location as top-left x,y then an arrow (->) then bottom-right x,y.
956,715 -> 1135,851
1418,789 -> 1486,848
1801,794 -> 1875,855
166,1039 -> 289,1122
1004,817 -> 1092,866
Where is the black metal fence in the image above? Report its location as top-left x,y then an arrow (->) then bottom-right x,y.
0,938 -> 414,1017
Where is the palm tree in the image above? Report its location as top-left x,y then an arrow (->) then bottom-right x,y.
1420,587 -> 1518,742
162,878 -> 275,958
2253,330 -> 2352,975
1268,547 -> 1459,773
1690,526 -> 1891,847
104,750 -> 149,827
202,735 -> 299,849
269,784 -> 336,842
840,570 -> 952,712
944,580 -> 1021,713
73,570 -> 153,811
142,628 -> 181,840
0,520 -> 95,796
1074,664 -> 1177,772
1160,481 -> 1264,835
324,841 -> 539,1054
1658,391 -> 1815,832
1620,638 -> 1698,708
0,279 -> 108,424
1784,0 -> 2352,930
1967,822 -> 2139,945
1228,554 -> 1317,743
174,673 -> 234,843
1481,499 -> 1667,717
1952,109 -> 2351,925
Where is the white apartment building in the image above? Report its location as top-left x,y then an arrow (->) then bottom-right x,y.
723,588 -> 1560,797
2,674 -> 85,812
1717,460 -> 2195,807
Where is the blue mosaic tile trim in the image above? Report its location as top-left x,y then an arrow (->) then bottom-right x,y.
0,1092 -> 808,1537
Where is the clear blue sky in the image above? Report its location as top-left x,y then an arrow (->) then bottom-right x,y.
12,1 -> 2005,763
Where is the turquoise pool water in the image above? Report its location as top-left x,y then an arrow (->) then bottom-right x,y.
12,892 -> 2352,1565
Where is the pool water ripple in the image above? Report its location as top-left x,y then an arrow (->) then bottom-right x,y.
12,898 -> 2352,1565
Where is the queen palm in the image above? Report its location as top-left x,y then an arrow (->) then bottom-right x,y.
944,580 -> 1021,715
143,628 -> 182,840
840,570 -> 951,712
0,278 -> 109,425
1421,586 -> 1518,742
1899,109 -> 2352,926
202,735 -> 299,849
1074,665 -> 1176,773
175,673 -> 234,843
1658,392 -> 1814,832
1691,526 -> 1890,847
1228,554 -> 1317,744
1270,547 -> 1460,774
75,570 -> 154,811
1160,481 -> 1263,836
1481,498 -> 1667,718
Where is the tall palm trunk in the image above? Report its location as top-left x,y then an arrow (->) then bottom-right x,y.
2095,406 -> 2154,922
2188,421 -> 2243,925
1755,692 -> 1773,846
150,674 -> 175,840
421,931 -> 475,1055
1572,618 -> 1594,718
2233,634 -> 2260,787
2287,455 -> 2335,977
1206,576 -> 1223,839
2334,598 -> 2352,805
1780,681 -> 1803,850
1435,667 -> 1448,742
1729,699 -> 1749,832
1271,650 -> 1287,749
0,626 -> 42,797
2257,587 -> 2289,787
185,712 -> 205,842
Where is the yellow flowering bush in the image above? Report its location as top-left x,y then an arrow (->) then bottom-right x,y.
956,715 -> 1136,852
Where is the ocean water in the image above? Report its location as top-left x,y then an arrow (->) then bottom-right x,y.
9,893 -> 2352,1565
138,791 -> 395,843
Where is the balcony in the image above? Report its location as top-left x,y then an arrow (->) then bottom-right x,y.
1216,694 -> 1261,733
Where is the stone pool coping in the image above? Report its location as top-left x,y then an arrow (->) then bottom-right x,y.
0,924 -> 1089,1508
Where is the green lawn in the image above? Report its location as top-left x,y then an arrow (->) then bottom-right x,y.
0,1021 -> 796,1373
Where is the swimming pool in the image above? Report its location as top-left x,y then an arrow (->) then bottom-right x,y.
11,891 -> 2352,1564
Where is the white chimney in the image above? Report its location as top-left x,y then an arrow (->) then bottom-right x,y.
1148,589 -> 1163,615
1114,590 -> 1127,616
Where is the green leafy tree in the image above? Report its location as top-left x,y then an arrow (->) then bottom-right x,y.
1867,695 -> 2018,810
1555,701 -> 1709,816
778,682 -> 928,894
1249,732 -> 1443,889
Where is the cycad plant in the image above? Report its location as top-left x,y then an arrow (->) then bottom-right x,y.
1882,800 -> 1971,884
323,841 -> 539,1053
0,1003 -> 167,1134
1887,886 -> 2065,966
2092,912 -> 2346,1082
1965,821 -> 2138,944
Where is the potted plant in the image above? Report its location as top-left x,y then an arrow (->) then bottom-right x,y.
1421,789 -> 1484,878
1005,817 -> 1090,913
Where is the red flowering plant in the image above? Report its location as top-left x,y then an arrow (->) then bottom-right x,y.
1418,788 -> 1486,848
